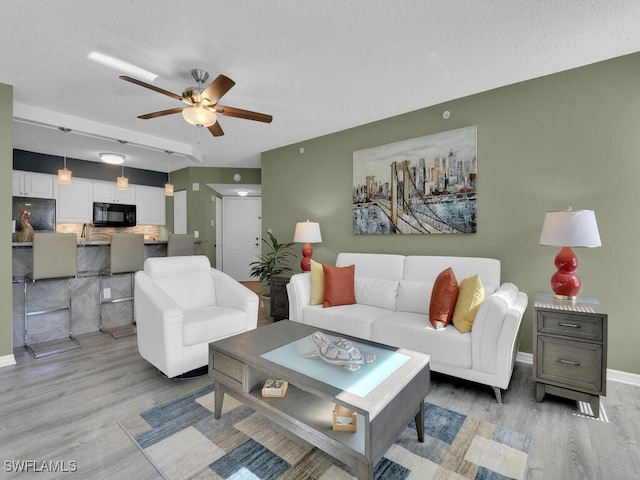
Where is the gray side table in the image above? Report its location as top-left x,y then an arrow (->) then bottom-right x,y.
533,293 -> 607,416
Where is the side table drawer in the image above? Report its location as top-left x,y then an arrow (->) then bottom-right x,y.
537,310 -> 604,341
536,336 -> 603,394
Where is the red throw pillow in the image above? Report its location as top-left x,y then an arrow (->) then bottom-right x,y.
322,263 -> 356,308
429,267 -> 459,328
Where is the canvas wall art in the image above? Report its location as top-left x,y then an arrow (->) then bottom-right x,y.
353,125 -> 477,234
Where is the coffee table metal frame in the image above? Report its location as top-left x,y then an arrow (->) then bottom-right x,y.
208,321 -> 430,480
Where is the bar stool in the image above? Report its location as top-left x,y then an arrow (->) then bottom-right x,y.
24,232 -> 80,358
99,233 -> 144,338
167,233 -> 195,256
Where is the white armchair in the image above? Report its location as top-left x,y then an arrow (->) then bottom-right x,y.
135,255 -> 259,377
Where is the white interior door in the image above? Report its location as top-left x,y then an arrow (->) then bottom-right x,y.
173,190 -> 187,234
223,197 -> 261,281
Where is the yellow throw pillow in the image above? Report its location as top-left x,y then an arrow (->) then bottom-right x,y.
452,275 -> 485,333
310,259 -> 324,305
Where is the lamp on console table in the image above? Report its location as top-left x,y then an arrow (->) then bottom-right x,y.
539,208 -> 601,300
293,221 -> 322,271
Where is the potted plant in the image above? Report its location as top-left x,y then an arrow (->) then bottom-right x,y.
249,231 -> 296,294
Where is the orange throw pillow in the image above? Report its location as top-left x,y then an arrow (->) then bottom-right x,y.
322,263 -> 356,308
429,267 -> 459,329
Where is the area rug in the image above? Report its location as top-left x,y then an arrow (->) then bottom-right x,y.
119,384 -> 532,480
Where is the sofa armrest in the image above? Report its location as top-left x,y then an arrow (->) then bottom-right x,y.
134,271 -> 184,376
210,268 -> 259,330
287,272 -> 311,322
470,283 -> 528,388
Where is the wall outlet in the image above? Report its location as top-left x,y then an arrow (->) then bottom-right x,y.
194,230 -> 199,239
103,288 -> 111,300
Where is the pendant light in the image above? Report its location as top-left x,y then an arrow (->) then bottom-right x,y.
57,127 -> 72,184
164,150 -> 174,196
117,164 -> 128,190
115,140 -> 128,189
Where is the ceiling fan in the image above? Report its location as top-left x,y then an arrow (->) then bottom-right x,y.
120,68 -> 272,137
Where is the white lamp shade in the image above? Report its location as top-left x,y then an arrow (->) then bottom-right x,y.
182,106 -> 217,127
539,210 -> 601,247
57,167 -> 72,184
116,175 -> 129,190
293,221 -> 322,243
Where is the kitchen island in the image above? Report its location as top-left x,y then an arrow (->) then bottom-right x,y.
11,239 -> 203,350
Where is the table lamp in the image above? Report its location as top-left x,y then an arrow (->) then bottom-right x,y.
293,221 -> 322,271
539,208 -> 601,300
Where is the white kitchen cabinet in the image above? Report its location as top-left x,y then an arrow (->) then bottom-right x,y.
93,180 -> 136,204
135,185 -> 166,225
13,171 -> 54,198
55,178 -> 93,223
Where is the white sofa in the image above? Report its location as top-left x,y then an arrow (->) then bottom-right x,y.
287,253 -> 528,402
135,255 -> 259,378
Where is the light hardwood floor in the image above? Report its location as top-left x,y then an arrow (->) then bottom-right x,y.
1,307 -> 639,479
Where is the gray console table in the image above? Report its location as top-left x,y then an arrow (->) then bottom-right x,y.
533,293 -> 607,416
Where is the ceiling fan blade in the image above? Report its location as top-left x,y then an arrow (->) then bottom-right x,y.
215,105 -> 273,123
120,75 -> 183,101
201,75 -> 235,104
138,107 -> 185,119
208,122 -> 224,137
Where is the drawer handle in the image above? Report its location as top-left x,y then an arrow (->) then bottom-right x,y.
557,359 -> 581,366
558,322 -> 581,329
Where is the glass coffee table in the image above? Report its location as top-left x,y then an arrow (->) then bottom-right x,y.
208,320 -> 430,480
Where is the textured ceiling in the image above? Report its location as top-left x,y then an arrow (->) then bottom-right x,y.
1,1 -> 639,173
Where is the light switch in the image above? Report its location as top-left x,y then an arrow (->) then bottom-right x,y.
192,183 -> 200,191
194,231 -> 199,239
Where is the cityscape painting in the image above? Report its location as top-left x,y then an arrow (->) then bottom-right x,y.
353,125 -> 477,234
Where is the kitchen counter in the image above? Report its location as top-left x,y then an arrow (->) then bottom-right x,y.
11,240 -> 177,247
11,238 -> 205,350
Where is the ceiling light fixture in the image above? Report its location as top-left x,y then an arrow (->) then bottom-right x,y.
117,165 -> 129,190
182,106 -> 217,127
236,189 -> 249,197
164,150 -> 174,197
57,127 -> 72,184
88,51 -> 158,83
99,153 -> 126,165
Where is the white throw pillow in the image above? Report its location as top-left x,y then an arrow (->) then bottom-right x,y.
354,276 -> 399,311
396,280 -> 433,314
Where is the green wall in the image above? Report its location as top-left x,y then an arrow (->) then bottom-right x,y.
262,52 -> 640,375
166,166 -> 261,266
1,83 -> 13,359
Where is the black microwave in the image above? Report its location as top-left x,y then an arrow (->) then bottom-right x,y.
93,202 -> 136,227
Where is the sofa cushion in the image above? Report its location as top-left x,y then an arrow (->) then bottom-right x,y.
452,275 -> 485,333
310,259 -> 324,305
429,267 -> 459,329
371,312 -> 472,369
355,276 -> 399,311
182,306 -> 246,347
323,263 -> 356,307
336,253 -> 404,280
397,280 -> 432,314
301,304 -> 388,340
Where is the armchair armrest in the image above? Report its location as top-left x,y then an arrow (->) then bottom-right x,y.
286,272 -> 311,322
134,271 -> 185,377
210,268 -> 259,330
471,283 -> 528,388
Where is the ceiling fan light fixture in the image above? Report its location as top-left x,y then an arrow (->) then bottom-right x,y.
182,106 -> 217,127
99,152 -> 126,165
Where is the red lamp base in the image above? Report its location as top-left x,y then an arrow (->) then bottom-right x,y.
550,246 -> 581,300
300,243 -> 313,271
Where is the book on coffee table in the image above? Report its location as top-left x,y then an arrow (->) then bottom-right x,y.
261,379 -> 288,398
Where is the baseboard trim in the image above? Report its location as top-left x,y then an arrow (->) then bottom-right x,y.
516,351 -> 640,387
0,354 -> 16,369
